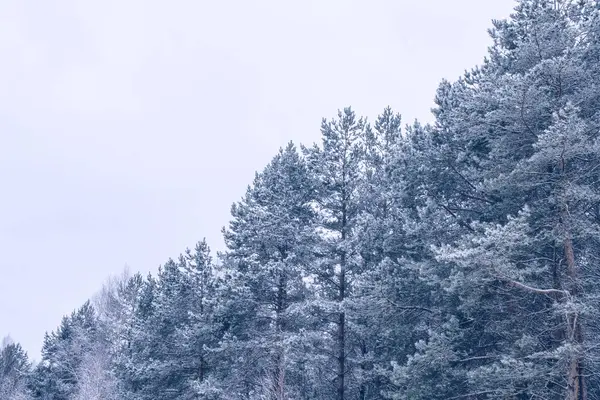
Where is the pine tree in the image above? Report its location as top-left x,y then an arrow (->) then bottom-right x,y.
31,302 -> 98,400
435,103 -> 600,399
355,112 -> 466,399
113,273 -> 157,399
220,142 -> 315,399
303,108 -> 367,400
177,240 -> 221,398
0,337 -> 31,400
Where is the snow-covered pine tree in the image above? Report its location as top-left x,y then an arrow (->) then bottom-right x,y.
355,111 -> 467,399
352,107 -> 406,399
302,108 -> 367,400
113,273 -> 157,398
0,337 -> 31,400
178,240 -> 222,398
219,142 -> 316,399
30,301 -> 98,400
118,242 -> 218,400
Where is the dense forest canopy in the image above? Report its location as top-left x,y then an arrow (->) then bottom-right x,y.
3,0 -> 600,399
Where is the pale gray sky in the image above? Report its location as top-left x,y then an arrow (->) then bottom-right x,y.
0,0 -> 515,359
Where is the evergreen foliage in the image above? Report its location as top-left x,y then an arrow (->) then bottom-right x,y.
9,1 -> 600,399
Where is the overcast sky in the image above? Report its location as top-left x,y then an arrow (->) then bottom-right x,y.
0,0 -> 516,359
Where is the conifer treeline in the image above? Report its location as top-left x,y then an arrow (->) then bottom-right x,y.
3,1 -> 600,398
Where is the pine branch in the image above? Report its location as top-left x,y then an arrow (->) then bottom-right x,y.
497,276 -> 569,297
384,298 -> 434,314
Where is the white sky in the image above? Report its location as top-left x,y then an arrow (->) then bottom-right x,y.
0,0 -> 516,359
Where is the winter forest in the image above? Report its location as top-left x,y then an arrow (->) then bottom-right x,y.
3,1 -> 600,399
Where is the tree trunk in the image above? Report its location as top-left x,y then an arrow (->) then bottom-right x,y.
564,234 -> 585,400
273,352 -> 286,400
359,340 -> 367,400
338,203 -> 347,400
337,251 -> 346,400
272,266 -> 287,400
559,150 -> 586,400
